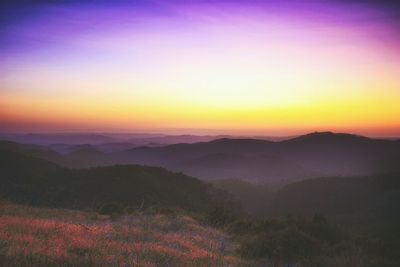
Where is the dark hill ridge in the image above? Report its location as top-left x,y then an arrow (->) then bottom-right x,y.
270,173 -> 400,219
278,132 -> 400,177
125,134 -> 231,146
283,131 -> 370,143
0,141 -> 110,169
0,147 -> 223,212
0,140 -> 67,164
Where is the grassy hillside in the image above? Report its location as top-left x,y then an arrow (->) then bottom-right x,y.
212,174 -> 400,266
0,202 -> 243,267
271,174 -> 400,250
213,173 -> 400,218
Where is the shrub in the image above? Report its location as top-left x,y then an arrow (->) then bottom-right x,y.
313,213 -> 327,224
226,219 -> 255,235
204,205 -> 238,228
239,227 -> 320,262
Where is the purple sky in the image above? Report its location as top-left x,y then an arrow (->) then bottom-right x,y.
1,0 -> 400,135
1,0 -> 399,56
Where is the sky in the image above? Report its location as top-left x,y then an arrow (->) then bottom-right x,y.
1,0 -> 400,136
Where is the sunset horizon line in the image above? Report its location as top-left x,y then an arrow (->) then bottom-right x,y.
1,128 -> 399,139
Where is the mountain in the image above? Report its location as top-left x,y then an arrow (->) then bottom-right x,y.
114,132 -> 400,184
278,132 -> 400,176
0,147 -> 225,212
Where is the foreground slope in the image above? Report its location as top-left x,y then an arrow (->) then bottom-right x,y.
0,202 -> 242,267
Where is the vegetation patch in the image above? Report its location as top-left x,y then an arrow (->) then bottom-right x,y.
0,203 -> 244,267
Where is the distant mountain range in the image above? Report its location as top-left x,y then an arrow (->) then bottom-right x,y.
0,133 -> 292,150
113,132 -> 400,185
0,133 -> 232,147
1,131 -> 399,186
1,136 -> 399,222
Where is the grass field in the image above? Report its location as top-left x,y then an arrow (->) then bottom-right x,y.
0,202 -> 244,267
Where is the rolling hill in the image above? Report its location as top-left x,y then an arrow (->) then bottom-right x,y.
0,147 -> 226,212
271,173 -> 400,217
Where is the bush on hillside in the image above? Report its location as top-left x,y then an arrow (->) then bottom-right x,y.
204,204 -> 239,228
239,227 -> 320,261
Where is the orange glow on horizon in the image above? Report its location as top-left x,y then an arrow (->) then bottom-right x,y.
2,91 -> 400,137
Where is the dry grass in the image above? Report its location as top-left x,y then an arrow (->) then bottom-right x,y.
0,202 -> 245,267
